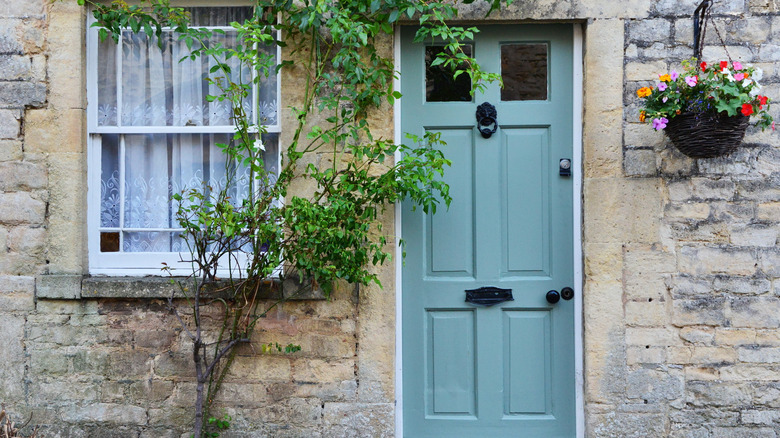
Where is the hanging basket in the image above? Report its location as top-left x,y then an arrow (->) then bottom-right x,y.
664,112 -> 750,158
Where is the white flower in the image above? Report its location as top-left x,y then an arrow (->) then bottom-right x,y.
253,138 -> 266,152
724,70 -> 735,82
753,67 -> 764,81
750,83 -> 762,97
742,78 -> 753,88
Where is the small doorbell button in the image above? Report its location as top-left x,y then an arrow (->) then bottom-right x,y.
559,159 -> 572,177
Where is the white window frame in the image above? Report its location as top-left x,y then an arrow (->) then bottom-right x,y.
86,7 -> 282,276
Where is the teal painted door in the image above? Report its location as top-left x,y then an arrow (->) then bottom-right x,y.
401,25 -> 575,437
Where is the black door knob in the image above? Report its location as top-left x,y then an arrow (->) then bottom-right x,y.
546,290 -> 560,304
561,287 -> 574,300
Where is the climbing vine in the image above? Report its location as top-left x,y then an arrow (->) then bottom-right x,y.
76,0 -> 504,435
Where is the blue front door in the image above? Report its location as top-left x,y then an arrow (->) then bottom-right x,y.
401,24 -> 576,437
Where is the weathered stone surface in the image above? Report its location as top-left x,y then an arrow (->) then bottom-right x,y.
0,191 -> 45,224
37,274 -> 82,299
0,81 -> 45,108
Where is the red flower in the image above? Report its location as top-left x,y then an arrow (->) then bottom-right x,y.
720,61 -> 729,70
759,95 -> 769,106
700,61 -> 707,70
741,103 -> 754,116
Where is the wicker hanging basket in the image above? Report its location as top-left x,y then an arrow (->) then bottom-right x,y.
660,0 -> 750,159
664,112 -> 749,158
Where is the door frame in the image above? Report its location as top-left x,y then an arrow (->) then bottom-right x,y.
393,23 -> 585,438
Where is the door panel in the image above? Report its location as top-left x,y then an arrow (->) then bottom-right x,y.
402,24 -> 575,437
427,128 -> 475,277
502,127 -> 551,277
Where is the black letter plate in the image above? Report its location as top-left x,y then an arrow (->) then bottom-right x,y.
465,287 -> 513,306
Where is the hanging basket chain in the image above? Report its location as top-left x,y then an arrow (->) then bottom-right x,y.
708,9 -> 733,63
693,0 -> 732,63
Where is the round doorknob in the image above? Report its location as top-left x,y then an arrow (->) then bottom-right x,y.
546,290 -> 560,304
561,287 -> 574,300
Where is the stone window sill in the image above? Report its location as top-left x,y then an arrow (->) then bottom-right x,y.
36,274 -> 326,300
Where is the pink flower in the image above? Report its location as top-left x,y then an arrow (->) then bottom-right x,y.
657,82 -> 668,91
734,73 -> 745,81
733,61 -> 743,70
670,70 -> 679,81
652,117 -> 669,130
685,75 -> 698,86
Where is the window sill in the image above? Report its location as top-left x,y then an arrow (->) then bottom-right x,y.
36,274 -> 326,301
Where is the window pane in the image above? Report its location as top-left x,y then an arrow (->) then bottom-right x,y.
184,7 -> 254,26
100,134 -> 120,227
118,31 -> 250,127
124,231 -> 185,253
501,44 -> 548,101
97,37 -> 117,126
426,45 -> 473,102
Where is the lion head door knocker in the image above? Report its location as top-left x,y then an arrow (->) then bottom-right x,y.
475,102 -> 498,139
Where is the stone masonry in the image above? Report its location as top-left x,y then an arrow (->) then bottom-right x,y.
1,0 -> 780,436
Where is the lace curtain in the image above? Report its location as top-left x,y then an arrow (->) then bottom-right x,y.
95,7 -> 279,253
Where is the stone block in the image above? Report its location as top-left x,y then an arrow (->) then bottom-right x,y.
671,274 -> 714,298
24,109 -> 85,153
0,192 -> 45,224
739,347 -> 780,363
665,202 -> 711,221
625,61 -> 668,81
37,274 -> 82,299
678,246 -> 757,276
0,109 -> 19,138
711,427 -> 777,438
575,1 -> 651,18
0,161 -> 47,190
730,296 -> 780,328
742,410 -> 780,425
588,412 -> 667,438
0,139 -> 22,161
0,315 -> 25,400
7,226 -> 45,256
292,358 -> 354,383
627,19 -> 673,44
656,0 -> 745,16
60,403 -> 148,426
583,19 -> 624,178
687,382 -> 752,407
715,328 -> 757,346
584,178 -> 662,244
720,364 -> 780,381
321,402 -> 393,438
672,297 -> 727,326
626,327 -> 677,347
624,149 -> 657,177
29,348 -> 70,375
456,0 -> 573,20
0,55 -> 31,80
0,81 -> 45,109
680,327 -> 714,345
625,300 -> 667,326
627,368 -> 683,401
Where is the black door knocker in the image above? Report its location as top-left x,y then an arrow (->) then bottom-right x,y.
476,102 -> 498,139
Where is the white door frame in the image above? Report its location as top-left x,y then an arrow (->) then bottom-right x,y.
393,23 -> 585,438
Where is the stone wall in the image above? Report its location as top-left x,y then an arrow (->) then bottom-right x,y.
2,0 -> 780,436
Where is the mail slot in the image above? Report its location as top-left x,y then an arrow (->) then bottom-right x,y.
465,286 -> 514,306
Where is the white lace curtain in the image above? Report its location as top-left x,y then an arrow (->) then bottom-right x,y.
95,6 -> 279,252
